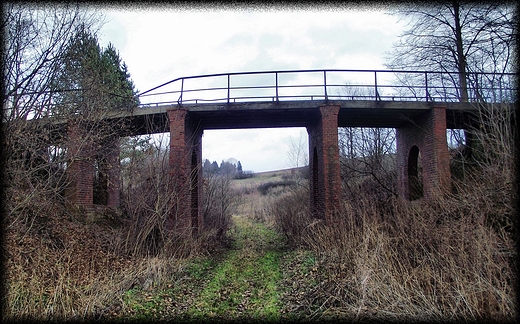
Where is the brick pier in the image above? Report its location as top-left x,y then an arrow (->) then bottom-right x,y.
307,105 -> 342,220
65,122 -> 121,212
167,108 -> 203,236
396,105 -> 451,200
63,102 -> 456,232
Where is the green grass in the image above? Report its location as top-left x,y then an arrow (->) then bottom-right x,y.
185,257 -> 217,280
120,215 -> 286,321
188,216 -> 284,321
119,256 -> 223,321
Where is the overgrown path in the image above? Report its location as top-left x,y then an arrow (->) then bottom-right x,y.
118,216 -> 290,321
188,216 -> 285,321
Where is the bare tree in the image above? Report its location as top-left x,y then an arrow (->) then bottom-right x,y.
338,82 -> 397,197
339,127 -> 397,198
287,130 -> 308,168
386,2 -> 515,102
3,5 -> 102,228
3,4 -> 139,231
2,3 -> 102,121
385,1 -> 515,177
286,129 -> 309,185
119,134 -> 189,256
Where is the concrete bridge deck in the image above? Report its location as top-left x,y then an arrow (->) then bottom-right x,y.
112,99 -> 477,136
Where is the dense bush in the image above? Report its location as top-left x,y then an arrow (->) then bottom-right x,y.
202,173 -> 242,240
257,180 -> 296,196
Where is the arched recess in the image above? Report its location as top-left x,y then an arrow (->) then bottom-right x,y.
93,154 -> 108,205
190,149 -> 200,232
408,145 -> 423,200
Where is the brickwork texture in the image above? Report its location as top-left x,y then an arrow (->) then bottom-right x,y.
308,105 -> 342,220
397,105 -> 451,200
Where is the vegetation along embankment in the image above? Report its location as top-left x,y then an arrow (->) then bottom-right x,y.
4,2 -> 516,322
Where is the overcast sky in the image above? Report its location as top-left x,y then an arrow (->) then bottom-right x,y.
96,4 -> 405,172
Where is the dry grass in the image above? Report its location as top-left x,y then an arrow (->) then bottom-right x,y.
3,211 -> 230,321
5,212 -> 130,320
4,102 -> 516,321
270,102 -> 518,321
3,137 -> 239,321
3,177 -> 235,321
270,175 -> 517,321
5,170 -> 515,321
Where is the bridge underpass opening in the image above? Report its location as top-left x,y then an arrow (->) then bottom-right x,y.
311,147 -> 320,218
191,148 -> 200,233
202,128 -> 309,175
201,127 -> 310,221
93,154 -> 109,206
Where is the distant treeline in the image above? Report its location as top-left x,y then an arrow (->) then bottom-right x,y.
203,159 -> 254,179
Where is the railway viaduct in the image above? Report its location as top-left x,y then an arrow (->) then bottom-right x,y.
52,69 -> 512,234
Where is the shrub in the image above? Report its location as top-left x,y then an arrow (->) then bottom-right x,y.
202,173 -> 242,241
267,186 -> 311,247
257,180 -> 296,196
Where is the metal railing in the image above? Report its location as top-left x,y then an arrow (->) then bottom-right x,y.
136,69 -> 517,107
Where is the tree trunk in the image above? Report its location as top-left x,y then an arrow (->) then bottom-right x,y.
453,1 -> 469,102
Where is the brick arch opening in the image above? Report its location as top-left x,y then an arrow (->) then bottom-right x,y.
408,145 -> 423,200
93,155 -> 108,205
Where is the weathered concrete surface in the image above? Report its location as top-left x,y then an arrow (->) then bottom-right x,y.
121,100 -> 478,134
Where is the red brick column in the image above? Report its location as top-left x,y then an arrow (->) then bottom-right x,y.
397,105 -> 451,200
307,105 -> 342,221
66,123 -> 121,210
65,122 -> 94,209
167,109 -> 203,236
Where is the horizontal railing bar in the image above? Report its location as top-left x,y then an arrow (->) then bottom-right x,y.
138,93 -> 498,108
139,92 -> 507,103
137,68 -> 517,96
140,85 -> 457,100
139,89 -> 183,97
133,68 -> 517,108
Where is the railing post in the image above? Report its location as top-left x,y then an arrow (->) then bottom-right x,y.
425,72 -> 429,102
374,71 -> 380,100
227,74 -> 230,104
275,72 -> 279,101
178,78 -> 184,104
324,71 -> 328,100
